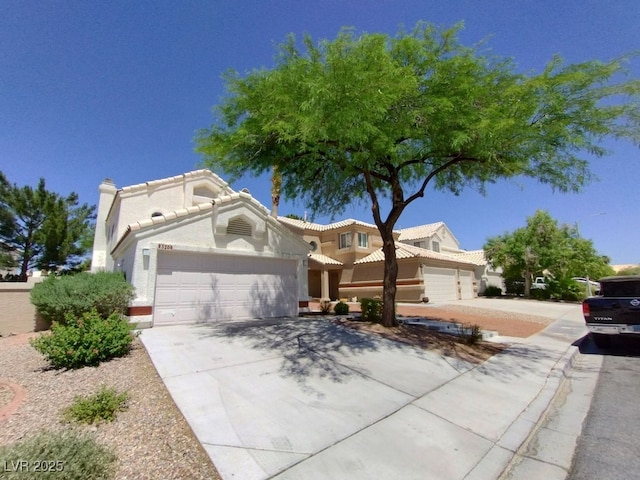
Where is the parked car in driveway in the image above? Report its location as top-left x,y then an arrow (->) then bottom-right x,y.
582,276 -> 640,347
571,277 -> 600,295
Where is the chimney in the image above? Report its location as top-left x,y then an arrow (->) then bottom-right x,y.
90,178 -> 117,272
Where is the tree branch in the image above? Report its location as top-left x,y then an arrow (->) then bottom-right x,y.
404,155 -> 484,205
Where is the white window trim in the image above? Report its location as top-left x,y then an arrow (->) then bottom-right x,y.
357,232 -> 368,248
339,232 -> 352,249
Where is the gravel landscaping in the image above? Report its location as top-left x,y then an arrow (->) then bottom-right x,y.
0,334 -> 220,480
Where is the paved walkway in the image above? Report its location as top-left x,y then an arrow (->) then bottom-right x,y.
140,299 -> 590,480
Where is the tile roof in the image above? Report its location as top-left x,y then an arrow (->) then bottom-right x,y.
308,253 -> 343,266
397,222 -> 444,241
354,242 -> 476,266
118,169 -> 231,195
278,216 -> 383,232
111,192 -> 272,254
452,249 -> 487,266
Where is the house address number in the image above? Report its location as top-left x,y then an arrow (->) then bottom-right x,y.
158,243 -> 173,250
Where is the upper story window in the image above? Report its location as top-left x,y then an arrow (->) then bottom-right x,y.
339,232 -> 352,249
413,241 -> 424,249
357,232 -> 368,248
432,241 -> 440,252
227,217 -> 252,236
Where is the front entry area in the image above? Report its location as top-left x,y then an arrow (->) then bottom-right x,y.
153,251 -> 298,326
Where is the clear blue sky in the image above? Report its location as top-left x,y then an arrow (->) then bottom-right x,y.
2,1 -> 638,264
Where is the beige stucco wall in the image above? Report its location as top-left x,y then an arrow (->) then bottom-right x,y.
0,280 -> 48,336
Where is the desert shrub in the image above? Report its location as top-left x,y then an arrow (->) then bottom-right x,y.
459,323 -> 483,345
31,272 -> 135,325
530,288 -> 551,300
547,277 -> 582,301
64,385 -> 129,424
319,300 -> 332,314
0,430 -> 116,480
483,285 -> 502,297
333,301 -> 349,315
30,309 -> 137,369
360,298 -> 383,323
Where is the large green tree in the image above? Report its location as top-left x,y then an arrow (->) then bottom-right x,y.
484,210 -> 614,297
0,172 -> 95,280
196,22 -> 640,327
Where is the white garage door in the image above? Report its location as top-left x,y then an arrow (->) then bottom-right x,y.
422,266 -> 458,303
154,252 -> 298,326
459,270 -> 475,300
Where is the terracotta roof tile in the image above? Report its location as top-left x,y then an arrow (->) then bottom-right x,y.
354,242 -> 476,266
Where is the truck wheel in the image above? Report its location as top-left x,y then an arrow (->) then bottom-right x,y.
591,333 -> 611,348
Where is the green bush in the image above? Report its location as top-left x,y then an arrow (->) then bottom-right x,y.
530,288 -> 551,300
31,272 -> 135,325
360,298 -> 383,323
333,301 -> 349,315
64,385 -> 129,424
30,309 -> 137,369
0,430 -> 116,480
483,285 -> 502,297
547,277 -> 582,301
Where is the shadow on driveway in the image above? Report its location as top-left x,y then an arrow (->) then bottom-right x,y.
192,318 -> 419,389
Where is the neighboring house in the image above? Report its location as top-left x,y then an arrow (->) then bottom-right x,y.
91,170 -> 310,328
278,217 -> 499,303
397,223 -> 504,296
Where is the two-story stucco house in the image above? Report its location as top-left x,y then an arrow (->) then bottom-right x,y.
278,217 -> 501,303
90,170 -> 310,328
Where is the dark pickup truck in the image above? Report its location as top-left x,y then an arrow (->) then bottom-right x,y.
582,275 -> 640,347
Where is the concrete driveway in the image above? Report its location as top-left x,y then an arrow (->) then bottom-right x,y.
140,301 -> 586,480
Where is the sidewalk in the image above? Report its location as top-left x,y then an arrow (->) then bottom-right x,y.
140,300 -> 590,480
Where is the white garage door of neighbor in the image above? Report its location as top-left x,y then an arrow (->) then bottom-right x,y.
459,270 -> 474,300
154,252 -> 298,326
423,266 -> 458,303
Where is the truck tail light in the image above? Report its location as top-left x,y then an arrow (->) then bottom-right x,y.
582,301 -> 590,317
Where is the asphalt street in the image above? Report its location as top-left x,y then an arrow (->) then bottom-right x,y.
569,336 -> 640,480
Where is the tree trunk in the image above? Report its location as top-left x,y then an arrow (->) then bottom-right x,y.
271,165 -> 281,218
524,268 -> 532,298
380,229 -> 399,327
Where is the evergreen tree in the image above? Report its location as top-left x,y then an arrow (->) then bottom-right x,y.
0,172 -> 95,280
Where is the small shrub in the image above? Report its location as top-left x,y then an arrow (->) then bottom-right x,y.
30,309 -> 137,369
530,288 -> 551,300
31,272 -> 135,325
547,277 -> 583,301
460,323 -> 483,345
64,385 -> 129,424
334,301 -> 349,315
360,298 -> 383,323
319,300 -> 332,314
0,430 -> 116,480
483,285 -> 502,297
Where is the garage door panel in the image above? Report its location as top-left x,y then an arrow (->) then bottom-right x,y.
423,266 -> 458,303
459,270 -> 474,300
154,252 -> 297,326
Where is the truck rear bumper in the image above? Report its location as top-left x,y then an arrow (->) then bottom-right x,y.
587,324 -> 640,335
